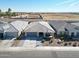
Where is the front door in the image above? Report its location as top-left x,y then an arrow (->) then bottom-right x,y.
0,33 -> 3,39
39,32 -> 44,37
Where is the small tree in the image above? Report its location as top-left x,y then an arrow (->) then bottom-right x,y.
5,11 -> 9,16
8,8 -> 12,13
0,9 -> 1,13
11,12 -> 16,16
5,8 -> 12,18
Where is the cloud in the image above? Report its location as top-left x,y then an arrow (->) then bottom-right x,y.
55,0 -> 76,6
53,0 -> 79,12
69,1 -> 79,7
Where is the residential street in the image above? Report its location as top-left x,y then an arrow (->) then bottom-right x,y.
0,47 -> 79,58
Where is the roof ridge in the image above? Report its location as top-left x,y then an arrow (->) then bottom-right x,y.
9,23 -> 19,32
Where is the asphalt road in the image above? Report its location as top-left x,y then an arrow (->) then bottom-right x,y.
0,50 -> 79,58
0,51 -> 57,58
0,47 -> 79,58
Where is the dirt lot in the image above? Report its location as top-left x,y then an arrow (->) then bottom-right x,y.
1,13 -> 79,22
40,13 -> 79,21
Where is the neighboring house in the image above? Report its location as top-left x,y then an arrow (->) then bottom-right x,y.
69,23 -> 79,38
24,21 -> 55,38
71,22 -> 79,27
48,20 -> 67,35
10,20 -> 28,36
64,23 -> 79,40
0,26 -> 4,39
0,21 -> 18,39
65,23 -> 79,36
0,21 -> 8,39
3,24 -> 18,39
49,20 -> 79,40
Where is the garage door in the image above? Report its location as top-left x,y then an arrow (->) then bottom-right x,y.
5,32 -> 18,39
0,33 -> 3,39
27,32 -> 37,37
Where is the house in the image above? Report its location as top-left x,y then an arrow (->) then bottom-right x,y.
48,20 -> 67,36
49,20 -> 79,40
10,20 -> 28,36
0,20 -> 18,39
71,22 -> 79,27
3,23 -> 18,39
60,22 -> 79,40
0,21 -> 8,39
69,23 -> 79,39
65,23 -> 79,35
24,21 -> 55,39
0,26 -> 4,39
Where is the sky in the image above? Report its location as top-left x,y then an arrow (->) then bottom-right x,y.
0,0 -> 79,12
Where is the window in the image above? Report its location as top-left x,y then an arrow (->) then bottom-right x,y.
76,32 -> 79,36
0,33 -> 3,39
27,32 -> 37,37
65,28 -> 68,31
71,32 -> 74,37
46,33 -> 50,37
60,31 -> 65,35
